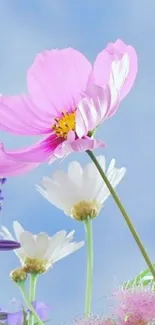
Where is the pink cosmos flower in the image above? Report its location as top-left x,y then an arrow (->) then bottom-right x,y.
0,39 -> 137,176
115,287 -> 155,325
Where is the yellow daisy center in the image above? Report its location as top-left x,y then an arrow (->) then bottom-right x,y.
52,112 -> 76,139
22,257 -> 50,274
70,200 -> 101,221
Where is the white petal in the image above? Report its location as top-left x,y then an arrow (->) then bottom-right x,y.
96,156 -> 106,172
45,230 -> 67,260
36,185 -> 49,200
52,241 -> 84,263
35,233 -> 49,259
98,167 -> 126,204
13,221 -> 24,242
99,169 -> 118,203
109,73 -> 119,108
37,178 -> 71,211
0,226 -> 15,241
66,230 -> 75,241
52,171 -> 79,202
52,171 -> 69,187
106,158 -> 115,173
111,168 -> 126,188
82,157 -> 105,201
116,54 -> 130,89
68,161 -> 83,187
109,54 -> 129,108
41,176 -> 59,189
61,231 -> 76,246
19,231 -> 36,258
76,97 -> 98,137
41,173 -> 81,210
37,184 -> 65,211
0,225 -> 24,260
14,247 -> 26,260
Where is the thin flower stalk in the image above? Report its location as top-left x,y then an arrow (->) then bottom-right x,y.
87,150 -> 155,282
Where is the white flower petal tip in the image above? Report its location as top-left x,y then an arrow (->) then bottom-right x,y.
0,222 -> 84,273
37,155 -> 126,221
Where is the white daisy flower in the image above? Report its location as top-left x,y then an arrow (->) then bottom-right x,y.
0,221 -> 84,273
37,155 -> 126,221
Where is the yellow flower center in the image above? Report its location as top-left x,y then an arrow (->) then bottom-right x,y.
52,112 -> 76,139
10,268 -> 27,283
70,200 -> 101,221
22,257 -> 50,274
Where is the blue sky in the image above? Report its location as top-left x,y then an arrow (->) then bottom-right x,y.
0,0 -> 155,323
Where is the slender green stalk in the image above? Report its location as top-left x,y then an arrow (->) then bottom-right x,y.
29,274 -> 38,325
17,281 -> 44,325
83,218 -> 93,317
87,150 -> 155,281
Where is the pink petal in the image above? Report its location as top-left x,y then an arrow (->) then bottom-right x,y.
93,39 -> 138,102
66,130 -> 76,142
0,95 -> 52,135
93,49 -> 112,86
0,143 -> 39,176
53,136 -> 106,158
118,44 -> 138,100
70,137 -> 106,151
27,48 -> 92,116
1,135 -> 62,163
76,85 -> 111,138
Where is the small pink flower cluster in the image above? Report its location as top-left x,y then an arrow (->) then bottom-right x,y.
75,287 -> 155,325
115,287 -> 155,325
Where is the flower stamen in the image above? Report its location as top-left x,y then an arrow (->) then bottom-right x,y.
52,111 -> 76,138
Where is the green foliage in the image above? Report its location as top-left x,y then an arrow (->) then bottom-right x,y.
123,264 -> 155,289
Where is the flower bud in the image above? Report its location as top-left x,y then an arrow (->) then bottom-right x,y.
10,268 -> 27,283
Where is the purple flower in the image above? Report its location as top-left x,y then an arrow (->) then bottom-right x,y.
7,311 -> 23,325
32,301 -> 51,321
0,301 -> 50,324
0,311 -> 23,325
0,240 -> 21,251
0,177 -> 6,211
0,177 -> 7,185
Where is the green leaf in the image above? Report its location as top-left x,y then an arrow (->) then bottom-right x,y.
123,264 -> 155,289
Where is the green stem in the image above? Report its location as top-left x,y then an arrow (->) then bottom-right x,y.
29,274 -> 38,325
87,150 -> 155,282
17,281 -> 44,325
83,217 -> 93,317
